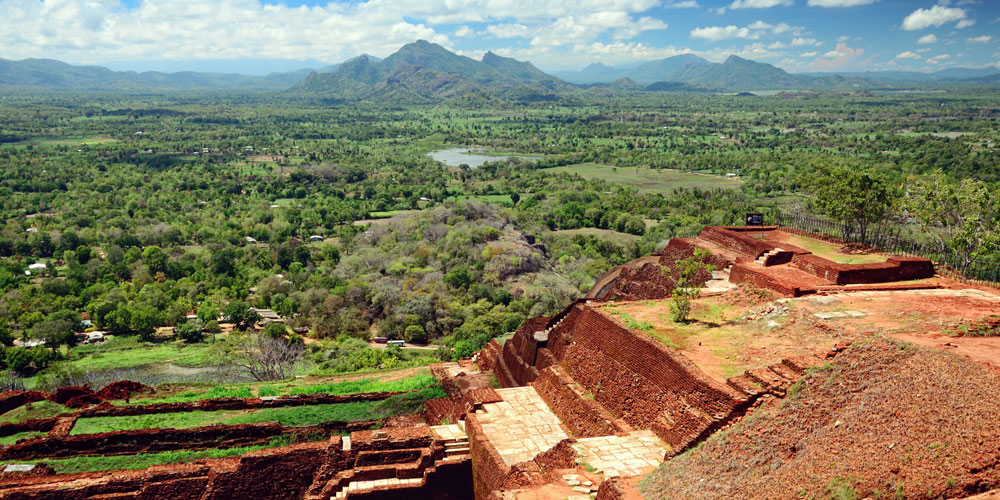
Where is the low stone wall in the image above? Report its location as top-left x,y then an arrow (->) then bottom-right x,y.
0,427 -> 472,500
699,226 -> 777,260
793,254 -> 935,285
77,391 -> 406,418
729,262 -> 811,297
0,420 -> 379,460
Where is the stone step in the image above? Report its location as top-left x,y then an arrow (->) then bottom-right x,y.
726,375 -> 764,398
332,477 -> 424,499
769,363 -> 801,380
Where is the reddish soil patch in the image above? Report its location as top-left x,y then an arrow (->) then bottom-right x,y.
640,337 -> 1000,500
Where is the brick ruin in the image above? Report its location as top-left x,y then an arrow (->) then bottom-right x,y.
0,227 -> 959,499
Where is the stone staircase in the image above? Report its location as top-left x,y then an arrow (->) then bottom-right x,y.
332,478 -> 423,499
754,248 -> 785,266
435,423 -> 470,458
725,354 -> 827,399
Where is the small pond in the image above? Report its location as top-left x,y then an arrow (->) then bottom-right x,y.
426,147 -> 540,168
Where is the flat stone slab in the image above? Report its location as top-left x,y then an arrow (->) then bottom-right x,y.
431,424 -> 466,441
572,430 -> 667,479
476,387 -> 569,466
3,464 -> 34,473
814,310 -> 867,320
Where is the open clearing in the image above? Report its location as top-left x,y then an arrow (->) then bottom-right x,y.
599,296 -> 850,381
542,163 -> 742,194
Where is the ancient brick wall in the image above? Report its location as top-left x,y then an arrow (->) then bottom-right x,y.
0,420 -> 378,460
555,305 -> 744,449
793,254 -> 935,285
0,427 -> 470,500
729,263 -> 806,297
532,366 -> 627,438
466,413 -> 513,500
699,226 -> 775,259
76,391 -> 404,418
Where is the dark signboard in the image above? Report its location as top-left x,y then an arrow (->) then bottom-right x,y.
745,213 -> 764,226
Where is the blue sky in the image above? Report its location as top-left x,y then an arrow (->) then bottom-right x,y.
0,0 -> 997,74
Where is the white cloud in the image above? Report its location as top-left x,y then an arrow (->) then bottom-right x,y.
748,20 -> 773,30
955,19 -> 975,29
665,1 -> 699,7
967,35 -> 992,43
770,22 -> 797,34
807,0 -> 878,7
917,34 -> 937,44
931,54 -> 951,60
690,25 -> 752,41
791,37 -> 819,46
901,5 -> 967,30
699,42 -> 782,61
0,0 -> 670,65
728,0 -> 793,9
486,23 -> 529,38
613,16 -> 668,39
811,42 -> 868,70
837,35 -> 849,42
800,51 -> 818,57
768,41 -> 786,49
917,48 -> 931,52
894,51 -> 921,59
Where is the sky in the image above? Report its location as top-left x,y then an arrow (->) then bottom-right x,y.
0,0 -> 998,74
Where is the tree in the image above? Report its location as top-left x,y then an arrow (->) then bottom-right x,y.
129,304 -> 161,340
403,324 -> 426,344
261,322 -> 288,339
667,249 -> 715,323
197,302 -> 219,324
203,320 -> 222,343
212,333 -> 304,381
29,319 -> 75,351
806,164 -> 897,244
176,322 -> 204,343
905,172 -> 999,271
0,323 -> 14,347
224,300 -> 261,331
141,246 -> 167,274
444,266 -> 473,288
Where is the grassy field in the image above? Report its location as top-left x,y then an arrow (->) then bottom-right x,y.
542,163 -> 742,195
129,371 -> 437,404
0,431 -> 46,445
71,386 -> 444,435
782,234 -> 887,264
0,401 -> 70,424
68,340 -> 213,372
8,438 -> 298,474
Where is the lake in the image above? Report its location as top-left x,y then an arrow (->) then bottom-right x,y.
426,147 -> 540,168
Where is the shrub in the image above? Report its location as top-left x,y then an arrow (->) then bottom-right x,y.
176,322 -> 204,343
403,325 -> 426,344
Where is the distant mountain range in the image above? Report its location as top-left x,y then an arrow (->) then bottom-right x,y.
556,54 -> 1000,88
2,41 -> 997,100
292,40 -> 573,103
0,56 -> 378,91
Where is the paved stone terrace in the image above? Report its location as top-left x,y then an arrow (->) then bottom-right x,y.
430,422 -> 466,441
477,387 -> 569,465
572,430 -> 667,479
